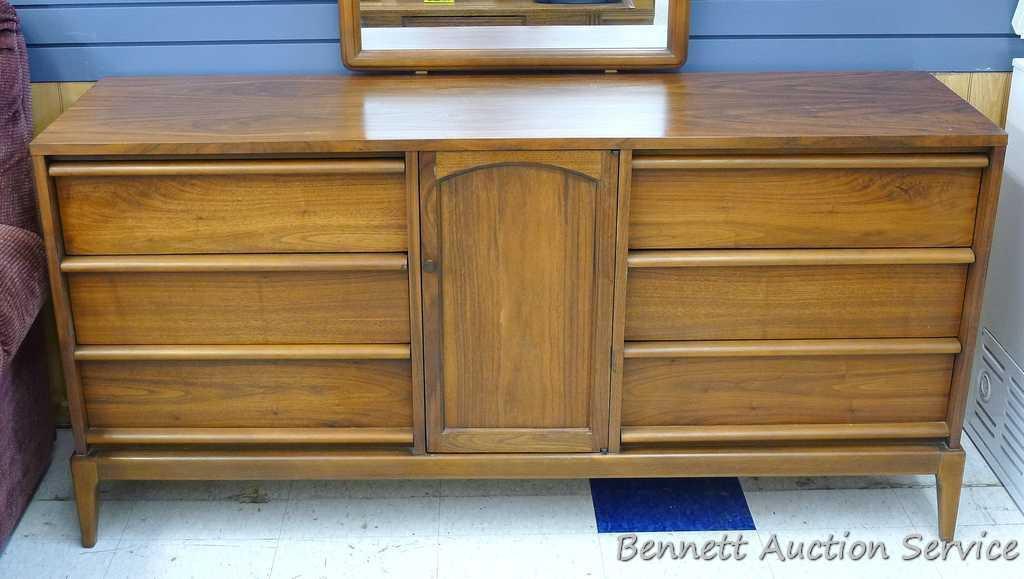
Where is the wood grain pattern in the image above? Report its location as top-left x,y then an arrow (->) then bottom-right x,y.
86,428 -> 413,446
630,165 -> 983,248
405,152 -> 428,454
421,151 -> 617,452
937,449 -> 967,542
607,150 -> 633,454
626,248 -> 975,268
74,344 -> 411,361
81,359 -> 413,429
70,455 -> 99,548
56,169 -> 407,254
620,423 -> 950,444
968,73 -> 1012,127
31,83 -> 64,137
68,270 -> 410,345
948,147 -> 1006,448
631,155 -> 990,170
625,263 -> 967,341
622,354 -> 954,426
624,338 -> 962,358
33,156 -> 89,454
91,444 -> 950,480
60,253 -> 408,273
29,74 -> 1005,157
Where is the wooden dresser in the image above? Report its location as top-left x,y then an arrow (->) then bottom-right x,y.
30,72 -> 1006,546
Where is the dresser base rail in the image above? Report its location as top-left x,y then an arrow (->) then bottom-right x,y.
69,443 -> 965,547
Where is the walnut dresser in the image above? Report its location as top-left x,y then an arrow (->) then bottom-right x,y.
30,72 -> 1006,547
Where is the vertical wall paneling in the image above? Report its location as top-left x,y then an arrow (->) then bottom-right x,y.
13,0 -> 1024,81
30,82 -> 61,137
970,73 -> 1014,127
59,83 -> 95,113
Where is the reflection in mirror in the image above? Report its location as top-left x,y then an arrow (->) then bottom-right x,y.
361,0 -> 657,28
360,0 -> 670,51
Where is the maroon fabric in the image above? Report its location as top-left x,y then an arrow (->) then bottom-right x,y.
0,0 -> 54,551
0,325 -> 51,549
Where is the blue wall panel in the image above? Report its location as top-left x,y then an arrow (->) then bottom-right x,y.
14,0 -> 1024,81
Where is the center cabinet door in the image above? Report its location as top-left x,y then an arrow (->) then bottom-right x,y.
420,151 -> 620,453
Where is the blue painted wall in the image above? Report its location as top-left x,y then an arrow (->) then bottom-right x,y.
15,0 -> 1024,81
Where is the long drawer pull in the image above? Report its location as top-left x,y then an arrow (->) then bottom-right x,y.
632,154 -> 989,171
627,248 -> 975,268
75,344 -> 411,361
48,159 -> 406,177
621,423 -> 950,444
86,428 -> 414,446
61,253 -> 408,273
623,338 -> 962,359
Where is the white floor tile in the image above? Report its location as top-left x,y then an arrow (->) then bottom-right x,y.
440,479 -> 591,497
438,534 -> 602,579
0,537 -> 118,579
894,487 -> 993,528
289,479 -> 441,500
934,524 -> 1024,579
745,489 -> 911,530
757,527 -> 943,579
967,486 -> 1024,525
281,498 -> 440,539
439,495 -> 596,536
105,539 -> 277,579
272,538 -> 438,579
741,475 -> 935,492
598,531 -> 772,579
103,480 -> 292,502
12,499 -> 132,543
123,500 -> 287,540
32,429 -> 75,501
962,433 -> 1001,487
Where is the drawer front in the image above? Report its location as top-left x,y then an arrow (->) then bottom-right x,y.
55,160 -> 407,255
82,359 -> 412,429
625,263 -> 967,341
622,354 -> 953,427
630,160 -> 983,249
69,270 -> 410,345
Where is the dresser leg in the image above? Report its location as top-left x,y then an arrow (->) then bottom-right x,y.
70,454 -> 100,548
936,449 -> 966,542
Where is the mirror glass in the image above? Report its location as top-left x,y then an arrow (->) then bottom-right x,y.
359,0 -> 671,52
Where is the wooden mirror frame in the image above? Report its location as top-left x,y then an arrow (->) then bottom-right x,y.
339,0 -> 689,72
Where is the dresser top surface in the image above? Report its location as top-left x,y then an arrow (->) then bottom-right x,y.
31,72 -> 1005,156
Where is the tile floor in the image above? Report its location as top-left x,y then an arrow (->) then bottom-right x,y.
2,429 -> 1023,578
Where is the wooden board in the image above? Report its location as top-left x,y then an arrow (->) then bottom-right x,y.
55,162 -> 407,254
29,74 -> 1005,156
69,270 -> 410,345
630,164 -> 982,248
625,263 -> 967,341
622,354 -> 953,426
420,151 -> 617,452
81,359 -> 413,429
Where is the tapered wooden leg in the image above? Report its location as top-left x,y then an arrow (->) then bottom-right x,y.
936,449 -> 966,542
70,454 -> 100,548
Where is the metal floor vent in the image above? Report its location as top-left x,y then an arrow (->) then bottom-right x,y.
967,329 -> 1024,507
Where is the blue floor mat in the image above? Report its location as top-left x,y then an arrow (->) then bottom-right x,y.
590,477 -> 755,533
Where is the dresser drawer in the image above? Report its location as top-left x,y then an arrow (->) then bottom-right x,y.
52,159 -> 407,255
65,255 -> 410,345
81,358 -> 413,429
624,250 -> 970,341
622,349 -> 954,428
630,155 -> 985,249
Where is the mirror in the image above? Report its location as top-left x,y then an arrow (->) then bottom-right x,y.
339,0 -> 688,71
